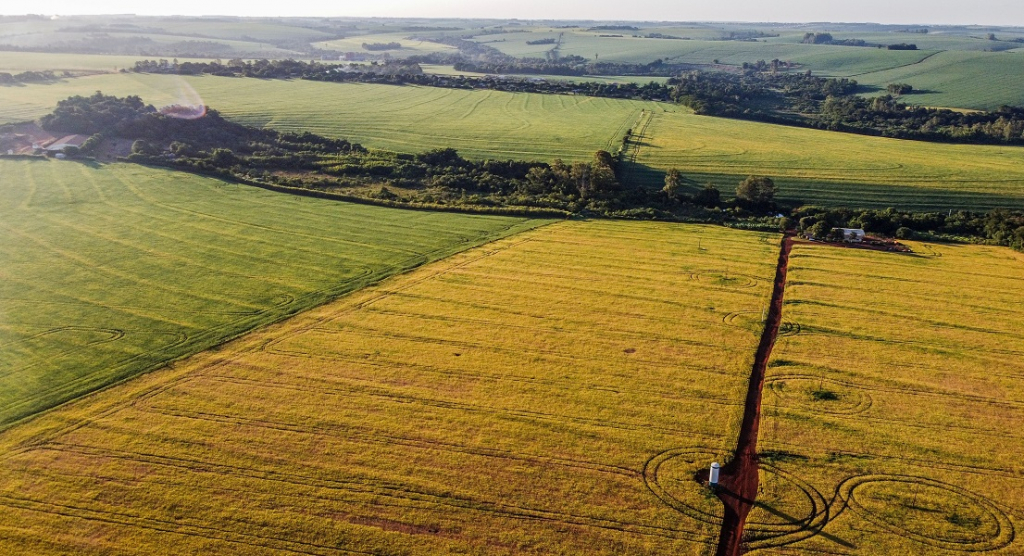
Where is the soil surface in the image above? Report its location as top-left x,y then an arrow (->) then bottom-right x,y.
713,234 -> 793,556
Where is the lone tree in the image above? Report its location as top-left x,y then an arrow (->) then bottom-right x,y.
662,168 -> 683,200
736,175 -> 776,208
887,83 -> 913,96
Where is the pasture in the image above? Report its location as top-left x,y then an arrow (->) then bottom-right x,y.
750,241 -> 1024,553
0,220 -> 781,555
0,158 -> 540,428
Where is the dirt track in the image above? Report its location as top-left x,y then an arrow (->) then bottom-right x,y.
713,234 -> 793,556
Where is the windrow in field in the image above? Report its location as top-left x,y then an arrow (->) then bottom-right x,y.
745,242 -> 1024,554
0,220 -> 780,555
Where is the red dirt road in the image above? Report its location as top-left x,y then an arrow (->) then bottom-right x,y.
713,234 -> 793,556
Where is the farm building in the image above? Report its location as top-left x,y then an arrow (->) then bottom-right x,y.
834,228 -> 866,242
45,134 -> 89,152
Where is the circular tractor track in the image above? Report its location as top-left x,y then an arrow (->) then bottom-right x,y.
765,374 -> 873,416
690,271 -> 760,289
836,474 -> 1014,552
744,463 -> 831,550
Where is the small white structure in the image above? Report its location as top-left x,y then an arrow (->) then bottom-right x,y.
709,462 -> 721,486
834,228 -> 866,243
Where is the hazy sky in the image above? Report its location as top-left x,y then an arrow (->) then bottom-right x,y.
4,0 -> 1024,26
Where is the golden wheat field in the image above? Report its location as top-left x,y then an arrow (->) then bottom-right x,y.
0,220 -> 780,555
749,242 -> 1024,554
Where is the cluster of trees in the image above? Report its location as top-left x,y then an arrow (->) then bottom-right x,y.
886,83 -> 914,95
819,95 -> 1024,143
663,173 -> 777,212
801,33 -> 872,47
41,94 -> 1024,249
669,69 -> 857,117
406,36 -> 513,64
802,33 -> 834,44
0,70 -> 62,84
132,58 -> 423,77
641,33 -> 684,40
887,43 -> 919,50
525,38 -> 557,45
130,55 -> 1024,146
793,206 -> 1024,250
453,57 -> 697,77
131,58 -> 677,101
665,69 -> 1024,145
41,93 -> 645,216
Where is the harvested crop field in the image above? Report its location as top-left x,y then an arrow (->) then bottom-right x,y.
749,241 -> 1024,553
0,159 -> 540,428
0,220 -> 781,555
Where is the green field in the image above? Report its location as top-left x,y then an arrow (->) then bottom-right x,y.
0,52 -> 222,74
465,26 -> 1024,110
471,29 -> 934,74
0,15 -> 317,58
5,17 -> 1024,109
315,32 -> 457,56
4,73 -> 1024,211
632,107 -> 1024,210
851,50 -> 1024,110
421,64 -> 671,85
0,158 -> 541,428
0,73 -> 649,160
749,241 -> 1024,553
0,220 -> 780,555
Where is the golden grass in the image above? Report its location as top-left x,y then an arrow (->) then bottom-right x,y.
0,220 -> 781,555
749,241 -> 1024,553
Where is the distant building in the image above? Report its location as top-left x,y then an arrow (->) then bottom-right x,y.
834,228 -> 866,242
45,134 -> 89,152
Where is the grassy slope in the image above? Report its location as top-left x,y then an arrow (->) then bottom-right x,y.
749,242 -> 1024,554
633,106 -> 1024,210
0,52 -> 224,73
851,50 -> 1024,110
3,73 -> 1024,210
0,158 -> 542,428
0,73 -> 646,160
315,32 -> 457,56
475,30 -> 933,73
0,220 -> 779,555
421,64 -> 671,85
473,28 -> 1024,109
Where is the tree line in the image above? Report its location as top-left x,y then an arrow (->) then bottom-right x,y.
130,57 -> 1024,146
38,93 -> 1024,249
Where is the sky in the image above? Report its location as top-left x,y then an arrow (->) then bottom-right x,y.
3,0 -> 1024,26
